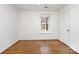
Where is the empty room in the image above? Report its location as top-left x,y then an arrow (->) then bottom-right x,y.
0,4 -> 79,54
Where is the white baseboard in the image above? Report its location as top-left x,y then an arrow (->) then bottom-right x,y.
19,38 -> 58,40
69,46 -> 79,53
0,40 -> 18,53
59,39 -> 79,53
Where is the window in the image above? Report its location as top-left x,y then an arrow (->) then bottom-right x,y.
40,14 -> 50,33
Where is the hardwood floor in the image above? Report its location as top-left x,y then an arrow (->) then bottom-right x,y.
2,40 -> 77,54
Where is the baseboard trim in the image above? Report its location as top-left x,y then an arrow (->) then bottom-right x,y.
69,46 -> 79,53
59,39 -> 78,54
1,40 -> 19,54
19,39 -> 58,40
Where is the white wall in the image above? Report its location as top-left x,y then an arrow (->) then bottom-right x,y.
58,5 -> 71,45
19,11 -> 58,40
59,5 -> 79,53
0,5 -> 19,53
70,5 -> 79,53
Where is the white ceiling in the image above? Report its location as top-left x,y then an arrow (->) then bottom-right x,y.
13,4 -> 66,11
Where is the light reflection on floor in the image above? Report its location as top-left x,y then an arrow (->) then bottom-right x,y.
40,45 -> 50,54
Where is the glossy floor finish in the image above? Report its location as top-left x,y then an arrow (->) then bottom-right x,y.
2,40 -> 77,54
